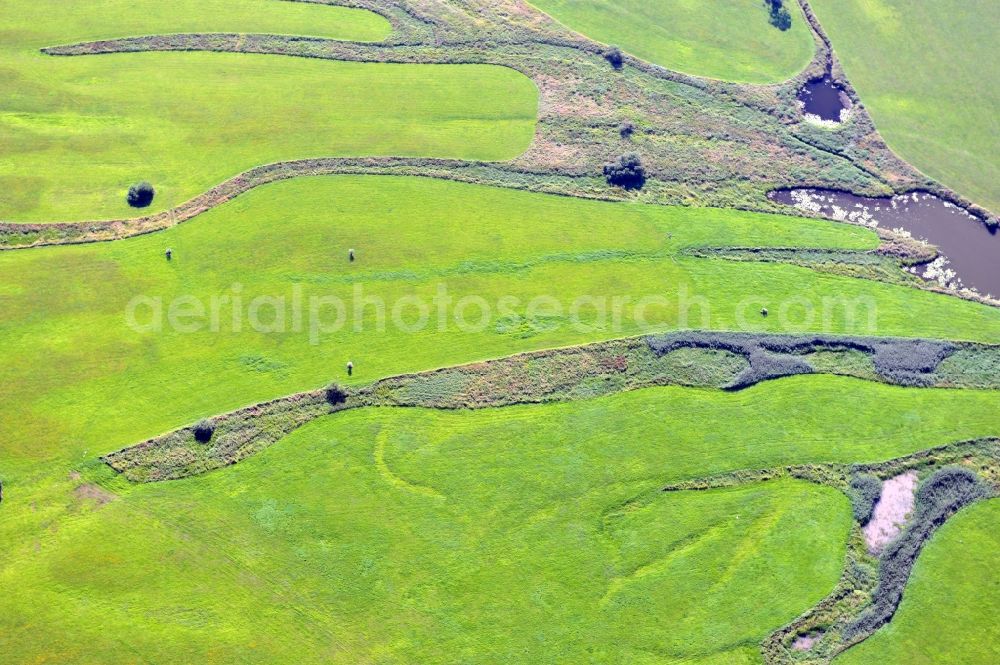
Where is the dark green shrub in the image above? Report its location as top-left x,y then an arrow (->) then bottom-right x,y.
325,383 -> 348,406
619,120 -> 635,139
193,419 -> 215,444
727,350 -> 812,389
604,45 -> 624,70
871,339 -> 954,385
126,181 -> 155,208
603,153 -> 646,190
766,0 -> 792,30
769,7 -> 792,30
645,332 -> 958,389
848,473 -> 882,525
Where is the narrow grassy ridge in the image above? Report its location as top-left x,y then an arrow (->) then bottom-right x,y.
0,0 -> 536,221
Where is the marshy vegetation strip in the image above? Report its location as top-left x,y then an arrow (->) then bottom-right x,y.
102,332 -> 1000,482
834,498 -> 1000,664
661,438 -> 1000,663
4,0 -> 993,241
684,236 -> 1000,310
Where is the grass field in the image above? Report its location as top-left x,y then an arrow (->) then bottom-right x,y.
838,499 -> 1000,664
9,0 -> 392,44
0,0 -> 536,222
2,1 -> 999,656
5,176 -> 1000,469
810,0 -> 1000,214
6,376 -> 1000,662
528,0 -> 815,82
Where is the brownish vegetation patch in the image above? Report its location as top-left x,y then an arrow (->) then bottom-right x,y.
73,483 -> 116,507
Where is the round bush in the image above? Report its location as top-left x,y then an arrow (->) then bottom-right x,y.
603,153 -> 646,190
604,46 -> 624,70
325,383 -> 348,406
193,419 -> 215,444
126,181 -> 155,208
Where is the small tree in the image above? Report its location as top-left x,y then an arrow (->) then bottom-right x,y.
618,120 -> 636,139
766,0 -> 792,30
603,152 -> 646,190
770,7 -> 792,30
325,383 -> 348,406
126,181 -> 155,208
604,45 -> 624,70
193,419 -> 215,444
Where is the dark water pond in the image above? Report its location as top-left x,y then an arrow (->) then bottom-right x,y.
798,76 -> 848,122
770,189 -> 1000,297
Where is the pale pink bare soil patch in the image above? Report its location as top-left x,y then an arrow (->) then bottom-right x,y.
514,135 -> 589,170
792,634 -> 820,651
863,471 -> 918,553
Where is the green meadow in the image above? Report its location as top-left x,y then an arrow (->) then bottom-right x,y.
5,377 -> 1000,663
528,0 -> 815,82
1,1 -> 998,661
838,499 -> 1000,664
9,0 -> 392,44
4,176 -> 1000,471
811,0 -> 1000,213
0,0 -> 536,221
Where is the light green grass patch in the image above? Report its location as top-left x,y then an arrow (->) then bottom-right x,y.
6,0 -> 391,48
528,0 -> 815,82
0,0 -> 536,221
0,380 -> 874,662
811,0 -> 1000,213
2,176 -> 1000,467
837,499 -> 1000,664
6,376 -> 1000,661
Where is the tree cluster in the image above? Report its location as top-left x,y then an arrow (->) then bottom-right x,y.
603,152 -> 646,190
766,0 -> 792,31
